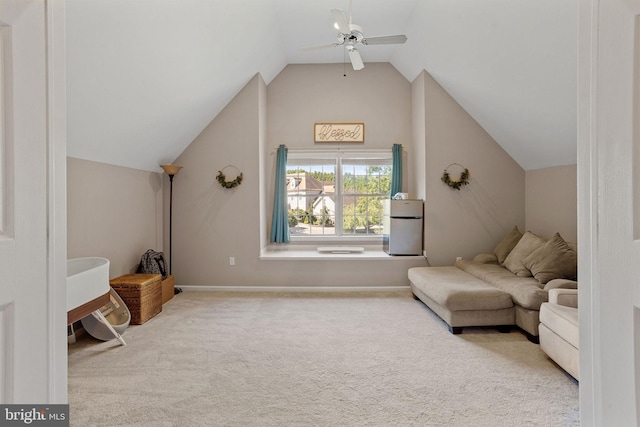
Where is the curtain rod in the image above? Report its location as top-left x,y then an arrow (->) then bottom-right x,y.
272,145 -> 402,151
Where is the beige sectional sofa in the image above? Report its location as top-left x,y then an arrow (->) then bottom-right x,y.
409,227 -> 577,342
539,288 -> 579,380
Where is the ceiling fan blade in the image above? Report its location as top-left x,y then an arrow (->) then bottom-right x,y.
348,48 -> 364,71
362,35 -> 408,45
331,8 -> 350,34
300,43 -> 339,51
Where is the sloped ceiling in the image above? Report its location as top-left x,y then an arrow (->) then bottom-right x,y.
66,0 -> 576,172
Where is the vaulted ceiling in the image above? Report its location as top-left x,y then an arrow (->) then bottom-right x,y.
66,0 -> 576,172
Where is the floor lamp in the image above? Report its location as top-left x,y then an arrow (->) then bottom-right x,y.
161,164 -> 182,293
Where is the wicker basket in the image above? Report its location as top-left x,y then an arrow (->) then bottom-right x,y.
110,274 -> 162,325
162,275 -> 174,305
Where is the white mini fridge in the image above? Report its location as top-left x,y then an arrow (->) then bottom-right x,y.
383,199 -> 423,255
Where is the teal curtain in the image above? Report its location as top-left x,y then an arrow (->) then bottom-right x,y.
391,144 -> 403,197
270,145 -> 290,243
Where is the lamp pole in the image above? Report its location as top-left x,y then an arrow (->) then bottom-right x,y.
167,173 -> 175,274
160,165 -> 182,279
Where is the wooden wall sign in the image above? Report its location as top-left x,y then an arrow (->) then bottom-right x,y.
314,123 -> 364,143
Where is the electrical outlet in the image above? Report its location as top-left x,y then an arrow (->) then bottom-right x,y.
229,257 -> 235,266
456,256 -> 462,262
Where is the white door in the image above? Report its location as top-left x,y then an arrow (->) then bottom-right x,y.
578,0 -> 640,425
0,0 -> 67,403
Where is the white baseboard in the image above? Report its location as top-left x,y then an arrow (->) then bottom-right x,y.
177,285 -> 410,293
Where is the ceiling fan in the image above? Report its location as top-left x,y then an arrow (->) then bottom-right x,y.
302,0 -> 408,71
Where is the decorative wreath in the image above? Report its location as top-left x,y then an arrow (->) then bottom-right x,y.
441,163 -> 470,190
216,165 -> 243,189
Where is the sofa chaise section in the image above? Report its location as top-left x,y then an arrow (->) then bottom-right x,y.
409,266 -> 514,334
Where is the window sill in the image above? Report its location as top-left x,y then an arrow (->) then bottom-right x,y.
259,245 -> 426,261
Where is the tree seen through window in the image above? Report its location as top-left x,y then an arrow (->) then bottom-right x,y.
285,152 -> 392,237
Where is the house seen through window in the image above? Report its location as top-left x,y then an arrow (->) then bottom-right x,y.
286,150 -> 392,238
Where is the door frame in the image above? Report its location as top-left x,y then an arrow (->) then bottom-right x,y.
0,0 -> 67,403
46,0 -> 67,403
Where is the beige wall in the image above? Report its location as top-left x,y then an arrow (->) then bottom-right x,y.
415,71 -> 526,265
525,165 -> 577,243
67,157 -> 163,278
169,68 -> 426,287
410,68 -> 427,199
68,64 -> 577,287
267,63 -> 411,150
168,74 -> 263,286
265,62 -> 413,238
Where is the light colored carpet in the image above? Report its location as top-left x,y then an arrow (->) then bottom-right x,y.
68,291 -> 579,426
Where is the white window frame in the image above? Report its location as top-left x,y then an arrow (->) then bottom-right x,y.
286,148 -> 392,243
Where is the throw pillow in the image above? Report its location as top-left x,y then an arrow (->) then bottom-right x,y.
493,225 -> 523,265
522,232 -> 578,284
503,231 -> 546,277
473,253 -> 499,264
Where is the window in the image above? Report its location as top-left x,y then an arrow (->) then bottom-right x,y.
286,150 -> 392,238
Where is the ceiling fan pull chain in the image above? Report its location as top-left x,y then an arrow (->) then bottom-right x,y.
343,48 -> 347,77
